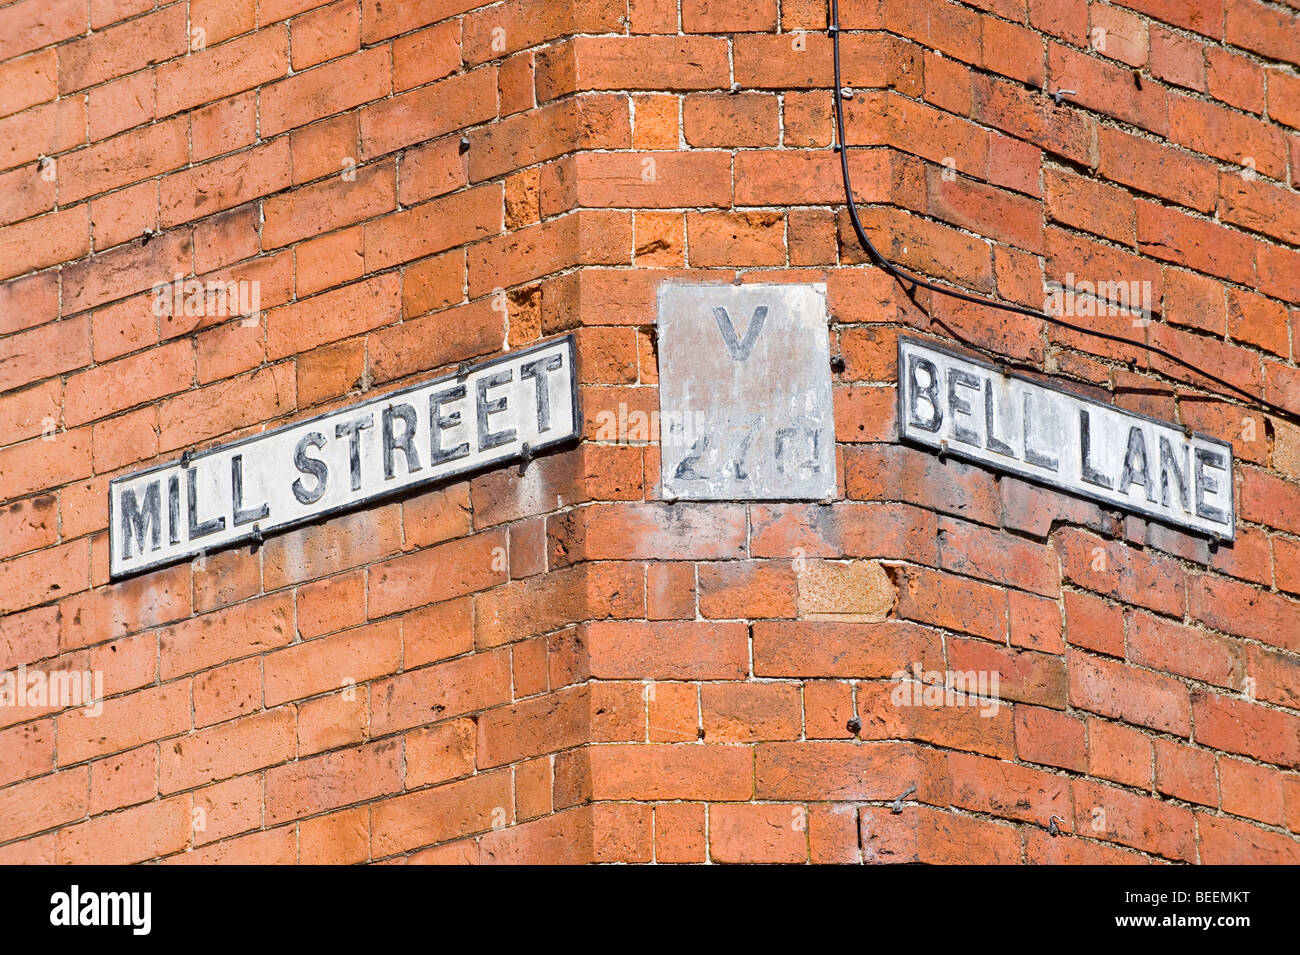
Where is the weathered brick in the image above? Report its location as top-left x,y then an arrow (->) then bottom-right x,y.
265,739 -> 402,824
1069,649 -> 1191,736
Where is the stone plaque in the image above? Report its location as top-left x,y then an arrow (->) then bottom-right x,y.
657,283 -> 836,500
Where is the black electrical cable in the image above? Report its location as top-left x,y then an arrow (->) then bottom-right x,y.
827,0 -> 1300,427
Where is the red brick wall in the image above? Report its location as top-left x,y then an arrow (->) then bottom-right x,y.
0,0 -> 1297,864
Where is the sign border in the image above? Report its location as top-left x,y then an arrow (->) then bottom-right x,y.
895,335 -> 1236,541
109,334 -> 581,579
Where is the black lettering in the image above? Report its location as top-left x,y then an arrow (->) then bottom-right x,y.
731,419 -> 757,480
119,481 -> 161,560
168,475 -> 181,545
1158,435 -> 1190,512
381,403 -> 422,480
1117,426 -> 1156,503
948,368 -> 981,446
773,426 -> 821,474
187,466 -> 226,539
335,413 -> 374,492
430,385 -> 470,466
773,428 -> 797,473
292,432 -> 329,505
477,369 -> 517,452
674,433 -> 710,481
984,383 -> 1015,457
1079,409 -> 1113,489
520,354 -> 564,432
1023,393 -> 1059,472
907,354 -> 943,432
713,305 -> 767,361
231,454 -> 270,526
1194,446 -> 1229,525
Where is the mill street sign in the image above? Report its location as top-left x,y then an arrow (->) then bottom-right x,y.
110,335 -> 578,578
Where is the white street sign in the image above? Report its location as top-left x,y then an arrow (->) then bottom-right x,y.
110,335 -> 578,577
898,337 -> 1235,540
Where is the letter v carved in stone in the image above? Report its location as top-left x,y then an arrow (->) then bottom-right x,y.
712,305 -> 768,361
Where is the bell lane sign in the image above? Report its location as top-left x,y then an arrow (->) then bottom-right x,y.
897,336 -> 1236,540
110,335 -> 579,578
